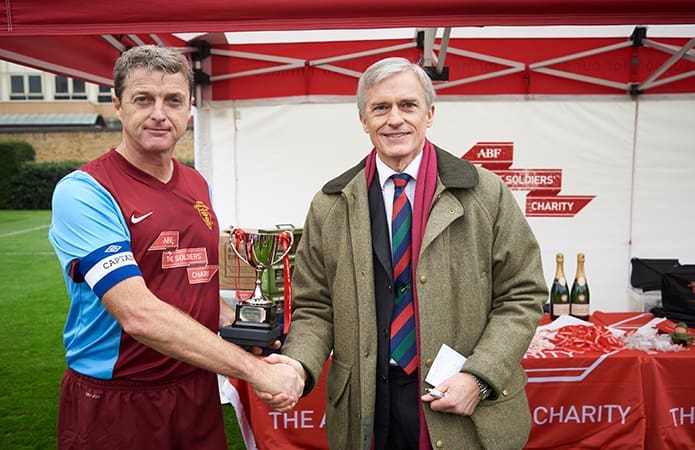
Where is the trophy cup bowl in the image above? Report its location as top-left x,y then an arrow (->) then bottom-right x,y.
219,227 -> 294,347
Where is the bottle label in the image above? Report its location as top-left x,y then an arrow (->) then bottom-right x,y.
571,303 -> 590,317
553,304 -> 570,316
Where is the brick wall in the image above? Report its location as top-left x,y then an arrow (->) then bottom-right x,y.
0,129 -> 195,163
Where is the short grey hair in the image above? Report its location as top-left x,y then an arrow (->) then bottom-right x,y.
113,45 -> 194,101
357,57 -> 436,117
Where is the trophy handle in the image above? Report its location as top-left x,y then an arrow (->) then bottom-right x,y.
228,227 -> 252,267
271,231 -> 294,266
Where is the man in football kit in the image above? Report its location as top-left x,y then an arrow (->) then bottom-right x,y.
48,45 -> 303,449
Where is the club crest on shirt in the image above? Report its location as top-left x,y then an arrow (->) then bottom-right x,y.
194,200 -> 214,230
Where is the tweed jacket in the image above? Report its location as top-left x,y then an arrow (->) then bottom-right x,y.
282,146 -> 548,449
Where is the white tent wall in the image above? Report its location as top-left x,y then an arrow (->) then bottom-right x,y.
200,102 -> 367,228
434,98 -> 637,314
197,96 -> 695,313
631,97 -> 695,260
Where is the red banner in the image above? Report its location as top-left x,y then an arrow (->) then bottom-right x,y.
225,313 -> 695,449
461,141 -> 595,217
523,350 -> 646,449
642,351 -> 695,450
593,312 -> 695,450
226,361 -> 330,450
525,194 -> 595,217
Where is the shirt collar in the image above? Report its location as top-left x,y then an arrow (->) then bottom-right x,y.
376,151 -> 423,190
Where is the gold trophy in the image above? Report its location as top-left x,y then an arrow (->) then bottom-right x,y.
219,227 -> 293,347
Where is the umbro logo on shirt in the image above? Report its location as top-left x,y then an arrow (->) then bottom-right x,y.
130,212 -> 154,224
104,245 -> 122,253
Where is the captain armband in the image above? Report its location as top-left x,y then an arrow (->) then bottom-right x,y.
73,241 -> 142,297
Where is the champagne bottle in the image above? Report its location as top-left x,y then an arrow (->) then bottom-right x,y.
570,253 -> 590,321
549,253 -> 570,320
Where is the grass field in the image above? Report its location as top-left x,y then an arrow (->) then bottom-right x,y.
0,210 -> 246,449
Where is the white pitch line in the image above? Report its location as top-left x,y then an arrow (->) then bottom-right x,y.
0,224 -> 49,238
1,252 -> 55,256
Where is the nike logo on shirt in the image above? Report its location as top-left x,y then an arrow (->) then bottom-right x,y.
130,212 -> 154,224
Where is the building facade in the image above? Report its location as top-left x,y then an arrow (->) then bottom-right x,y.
0,60 -> 194,163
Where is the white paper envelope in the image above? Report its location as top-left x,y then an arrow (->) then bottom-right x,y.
425,343 -> 467,387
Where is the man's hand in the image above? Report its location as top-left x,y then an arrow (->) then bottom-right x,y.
421,372 -> 481,416
244,339 -> 282,356
218,297 -> 236,328
254,354 -> 306,413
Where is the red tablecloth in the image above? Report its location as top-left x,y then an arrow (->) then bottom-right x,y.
523,348 -> 647,449
225,312 -> 694,450
591,312 -> 695,450
226,361 -> 330,449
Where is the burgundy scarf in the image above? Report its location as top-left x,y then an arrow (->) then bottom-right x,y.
365,139 -> 438,450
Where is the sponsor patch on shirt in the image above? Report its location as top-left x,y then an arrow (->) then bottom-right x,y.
148,231 -> 180,251
80,241 -> 142,297
161,247 -> 208,269
187,265 -> 218,284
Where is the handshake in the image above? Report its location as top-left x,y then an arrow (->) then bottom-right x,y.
251,353 -> 307,413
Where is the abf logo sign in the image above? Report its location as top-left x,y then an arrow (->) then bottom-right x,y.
462,142 -> 595,218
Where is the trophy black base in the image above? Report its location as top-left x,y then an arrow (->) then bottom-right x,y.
219,324 -> 282,348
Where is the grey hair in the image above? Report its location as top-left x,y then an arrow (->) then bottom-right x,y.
113,45 -> 194,100
357,57 -> 436,117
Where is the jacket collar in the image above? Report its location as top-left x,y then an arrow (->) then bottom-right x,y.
322,145 -> 479,194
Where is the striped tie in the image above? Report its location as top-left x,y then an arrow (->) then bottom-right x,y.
390,173 -> 417,374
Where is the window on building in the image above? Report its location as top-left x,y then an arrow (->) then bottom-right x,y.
98,85 -> 113,103
10,75 -> 24,100
54,75 -> 87,100
72,79 -> 87,100
55,76 -> 69,99
10,74 -> 43,100
28,75 -> 43,99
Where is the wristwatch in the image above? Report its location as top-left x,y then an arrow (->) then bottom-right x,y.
473,375 -> 492,400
